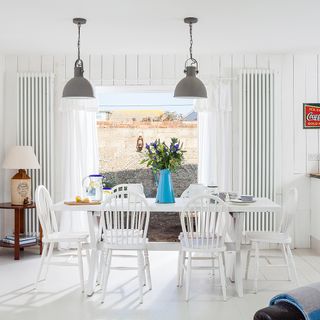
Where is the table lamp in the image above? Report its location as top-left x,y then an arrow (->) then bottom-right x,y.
2,146 -> 40,205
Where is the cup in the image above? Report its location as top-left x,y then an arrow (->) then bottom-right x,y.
240,195 -> 253,202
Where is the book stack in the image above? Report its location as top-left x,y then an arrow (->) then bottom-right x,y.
2,235 -> 37,245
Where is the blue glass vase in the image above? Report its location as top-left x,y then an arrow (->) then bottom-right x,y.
156,169 -> 175,203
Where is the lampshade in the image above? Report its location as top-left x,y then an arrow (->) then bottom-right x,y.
62,66 -> 95,99
2,146 -> 40,169
174,66 -> 207,99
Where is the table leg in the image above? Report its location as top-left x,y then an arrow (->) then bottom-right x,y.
234,213 -> 244,297
14,209 -> 21,260
86,211 -> 98,296
39,223 -> 43,255
19,209 -> 25,233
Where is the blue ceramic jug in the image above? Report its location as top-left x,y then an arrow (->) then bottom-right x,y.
156,169 -> 175,203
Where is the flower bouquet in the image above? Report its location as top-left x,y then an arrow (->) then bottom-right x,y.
141,138 -> 185,203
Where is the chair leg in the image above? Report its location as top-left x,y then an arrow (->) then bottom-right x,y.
222,252 -> 226,274
35,243 -> 48,289
144,249 -> 152,290
141,252 -> 146,287
177,248 -> 183,287
180,251 -> 186,287
101,250 -> 112,304
77,243 -> 85,292
97,251 -> 107,285
245,248 -> 251,280
44,242 -> 54,280
137,250 -> 144,304
185,252 -> 192,302
210,253 -> 216,277
254,242 -> 260,293
281,243 -> 292,281
286,245 -> 299,286
85,247 -> 91,269
218,253 -> 227,301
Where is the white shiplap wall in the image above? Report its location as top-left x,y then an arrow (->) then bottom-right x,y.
0,53 -> 319,248
0,56 -> 5,237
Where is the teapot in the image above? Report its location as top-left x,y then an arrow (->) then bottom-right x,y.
82,174 -> 103,202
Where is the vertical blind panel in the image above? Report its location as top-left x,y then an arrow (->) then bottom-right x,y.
17,73 -> 54,236
240,69 -> 275,233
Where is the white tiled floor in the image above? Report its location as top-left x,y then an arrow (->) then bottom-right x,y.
0,247 -> 319,320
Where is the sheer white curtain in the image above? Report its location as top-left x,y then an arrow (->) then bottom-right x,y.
195,80 -> 233,191
58,103 -> 99,249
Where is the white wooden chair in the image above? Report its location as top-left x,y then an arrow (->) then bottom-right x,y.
180,183 -> 207,198
96,184 -> 145,284
245,187 -> 299,292
111,183 -> 144,196
178,194 -> 229,301
98,190 -> 151,304
35,185 -> 90,291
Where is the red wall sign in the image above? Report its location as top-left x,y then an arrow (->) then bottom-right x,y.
303,103 -> 320,128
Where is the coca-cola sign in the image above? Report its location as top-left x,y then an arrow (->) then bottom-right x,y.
303,103 -> 320,128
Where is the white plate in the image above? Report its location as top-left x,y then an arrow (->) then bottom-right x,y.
229,198 -> 256,204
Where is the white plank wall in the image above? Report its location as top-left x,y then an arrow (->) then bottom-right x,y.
0,56 -> 5,237
1,53 -> 320,248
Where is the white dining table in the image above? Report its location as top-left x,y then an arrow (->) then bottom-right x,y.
52,197 -> 280,297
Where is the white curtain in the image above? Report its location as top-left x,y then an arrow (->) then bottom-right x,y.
195,80 -> 233,191
58,102 -> 99,249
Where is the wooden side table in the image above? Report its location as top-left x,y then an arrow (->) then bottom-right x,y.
0,202 -> 42,260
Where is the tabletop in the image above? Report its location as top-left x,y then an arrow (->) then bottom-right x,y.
52,197 -> 280,213
0,202 -> 36,210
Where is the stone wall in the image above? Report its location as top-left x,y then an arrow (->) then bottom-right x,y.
97,120 -> 198,197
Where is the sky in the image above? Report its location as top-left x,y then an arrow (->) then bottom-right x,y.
95,89 -> 194,116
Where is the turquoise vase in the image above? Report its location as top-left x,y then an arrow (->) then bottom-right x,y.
156,169 -> 175,203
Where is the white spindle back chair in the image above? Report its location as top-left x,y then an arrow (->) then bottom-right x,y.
35,185 -> 89,291
98,190 -> 151,304
100,190 -> 149,248
36,186 -> 59,240
180,196 -> 227,251
245,187 -> 299,292
178,194 -> 228,301
180,183 -> 207,198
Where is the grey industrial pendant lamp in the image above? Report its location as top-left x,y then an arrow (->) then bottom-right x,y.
62,18 -> 95,100
174,17 -> 207,99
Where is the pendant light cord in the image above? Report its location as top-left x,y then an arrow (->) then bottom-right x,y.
75,22 -> 83,69
77,23 -> 81,61
184,21 -> 198,71
189,22 -> 193,61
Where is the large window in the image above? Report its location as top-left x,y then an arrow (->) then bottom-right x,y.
96,87 -> 198,197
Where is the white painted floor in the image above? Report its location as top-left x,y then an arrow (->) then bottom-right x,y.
0,247 -> 319,320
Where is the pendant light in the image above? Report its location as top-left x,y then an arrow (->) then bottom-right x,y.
62,18 -> 95,100
174,17 -> 207,99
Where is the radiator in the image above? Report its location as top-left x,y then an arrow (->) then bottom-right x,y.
17,73 -> 54,236
239,69 -> 275,232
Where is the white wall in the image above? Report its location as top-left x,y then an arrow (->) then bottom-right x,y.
281,54 -> 320,248
311,178 -> 320,243
0,53 -> 318,248
0,56 -> 5,237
